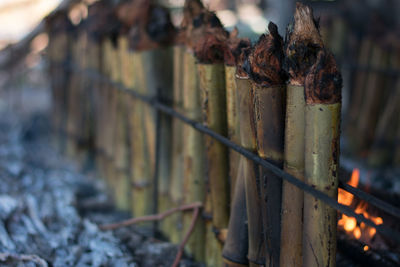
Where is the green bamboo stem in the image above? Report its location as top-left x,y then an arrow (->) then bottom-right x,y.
280,84 -> 305,267
282,5 -> 325,265
197,62 -> 229,267
197,63 -> 229,229
96,38 -> 112,179
225,65 -> 241,199
225,75 -> 259,266
303,103 -> 340,267
240,77 -> 262,266
111,36 -> 131,211
130,47 -> 173,217
303,49 -> 341,267
104,40 -> 119,190
162,45 -> 185,242
130,51 -> 153,217
182,51 -> 206,261
49,31 -> 69,152
252,83 -> 285,267
66,38 -> 80,158
222,158 -> 248,267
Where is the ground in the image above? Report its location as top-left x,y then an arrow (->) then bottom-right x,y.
0,68 -> 200,266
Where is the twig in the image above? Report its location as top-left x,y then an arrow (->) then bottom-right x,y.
0,252 -> 48,267
171,205 -> 201,267
99,202 -> 202,231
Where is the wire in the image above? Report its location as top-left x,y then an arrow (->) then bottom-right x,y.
54,60 -> 400,244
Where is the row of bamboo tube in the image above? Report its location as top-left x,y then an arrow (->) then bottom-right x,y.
46,1 -> 342,266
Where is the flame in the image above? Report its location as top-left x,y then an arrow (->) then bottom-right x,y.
338,169 -> 383,244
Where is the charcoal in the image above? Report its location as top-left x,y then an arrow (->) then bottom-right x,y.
0,109 -> 200,267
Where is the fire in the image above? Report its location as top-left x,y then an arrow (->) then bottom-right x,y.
338,169 -> 383,244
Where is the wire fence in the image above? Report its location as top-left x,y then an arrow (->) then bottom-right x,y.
54,59 -> 400,244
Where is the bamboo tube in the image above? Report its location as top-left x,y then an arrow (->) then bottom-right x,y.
279,4 -> 325,266
179,1 -> 218,263
225,65 -> 241,195
181,50 -> 206,260
77,31 -> 92,157
197,64 -> 228,267
104,39 -> 119,189
97,38 -> 113,180
120,0 -> 176,220
223,74 -> 256,267
110,35 -> 131,211
303,49 -> 341,267
89,39 -> 103,176
66,36 -> 80,158
47,14 -> 71,153
129,48 -> 174,217
222,33 -> 252,267
197,63 -> 229,228
246,22 -> 286,267
280,84 -> 305,266
129,51 -> 153,217
162,45 -> 185,243
222,159 -> 248,267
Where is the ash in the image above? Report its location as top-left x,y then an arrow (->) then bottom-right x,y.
0,110 -> 199,267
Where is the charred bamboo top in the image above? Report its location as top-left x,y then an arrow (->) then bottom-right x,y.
45,10 -> 74,35
115,0 -> 176,50
177,0 -> 205,46
305,49 -> 342,104
191,13 -> 229,63
178,0 -> 229,63
284,2 -> 324,85
236,42 -> 252,78
247,22 -> 286,86
85,1 -> 120,44
224,28 -> 251,67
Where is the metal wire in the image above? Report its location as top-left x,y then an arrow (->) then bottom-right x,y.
56,61 -> 400,244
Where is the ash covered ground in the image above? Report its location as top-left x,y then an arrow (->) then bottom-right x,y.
0,74 -> 199,267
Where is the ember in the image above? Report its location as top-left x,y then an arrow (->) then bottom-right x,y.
338,169 -> 384,245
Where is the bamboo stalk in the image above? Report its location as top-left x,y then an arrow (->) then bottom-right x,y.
198,61 -> 228,267
129,51 -> 153,217
222,34 -> 252,267
197,62 -> 229,229
180,2 -> 227,264
105,39 -> 119,190
181,50 -> 206,261
247,22 -> 286,267
111,35 -> 131,211
162,45 -> 185,243
225,65 -> 241,197
96,38 -> 112,180
279,4 -> 325,265
66,37 -> 80,159
280,84 -> 305,267
222,158 -> 248,267
303,49 -> 341,267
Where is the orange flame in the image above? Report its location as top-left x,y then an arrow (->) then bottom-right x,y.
338,169 -> 383,243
